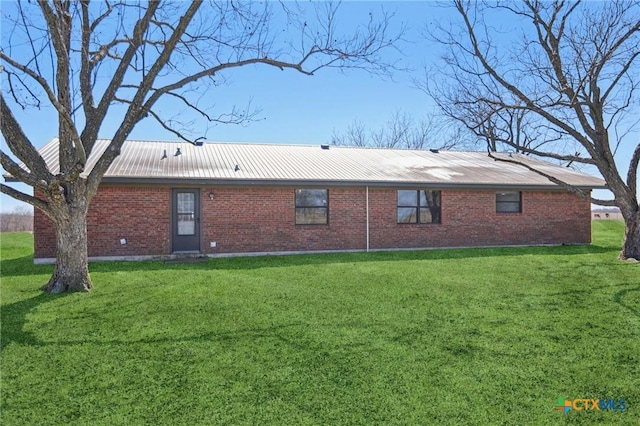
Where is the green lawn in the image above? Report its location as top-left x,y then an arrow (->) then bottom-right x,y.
1,222 -> 638,425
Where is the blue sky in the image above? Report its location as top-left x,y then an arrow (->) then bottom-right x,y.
1,1 -> 635,212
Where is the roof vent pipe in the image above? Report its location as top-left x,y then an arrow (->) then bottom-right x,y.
161,149 -> 167,160
321,144 -> 330,150
175,147 -> 181,156
430,149 -> 439,154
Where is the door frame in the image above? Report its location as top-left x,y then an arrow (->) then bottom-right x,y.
171,188 -> 202,253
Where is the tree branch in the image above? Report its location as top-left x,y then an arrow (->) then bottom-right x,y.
453,0 -> 599,158
1,150 -> 48,192
2,0 -> 405,215
0,183 -> 51,216
84,0 -> 161,154
79,1 -> 96,127
88,0 -> 203,194
0,52 -> 74,126
0,93 -> 52,184
487,151 -> 615,206
627,142 -> 640,197
145,56 -> 314,107
36,0 -> 87,170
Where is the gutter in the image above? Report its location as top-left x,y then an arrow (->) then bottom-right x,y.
90,177 -> 608,191
3,172 -> 608,191
366,186 -> 370,252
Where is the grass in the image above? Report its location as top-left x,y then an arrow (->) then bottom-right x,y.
1,222 -> 638,425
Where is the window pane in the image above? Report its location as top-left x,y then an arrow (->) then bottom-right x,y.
496,192 -> 521,213
398,190 -> 442,224
177,193 -> 195,213
419,190 -> 427,206
397,190 -> 417,206
296,208 -> 327,224
419,208 -> 432,223
176,193 -> 195,235
177,214 -> 195,235
421,190 -> 441,208
296,189 -> 327,207
496,192 -> 520,202
295,189 -> 328,224
397,207 -> 417,223
497,202 -> 521,213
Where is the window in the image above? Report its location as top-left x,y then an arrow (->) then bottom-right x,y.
397,190 -> 441,224
496,191 -> 522,213
295,189 -> 328,224
176,192 -> 196,235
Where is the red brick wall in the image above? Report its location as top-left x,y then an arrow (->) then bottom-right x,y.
34,186 -> 171,258
34,184 -> 591,259
369,188 -> 591,249
201,186 -> 367,254
34,204 -> 55,259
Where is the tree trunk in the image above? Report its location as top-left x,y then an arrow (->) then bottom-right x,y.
620,210 -> 640,261
42,197 -> 93,293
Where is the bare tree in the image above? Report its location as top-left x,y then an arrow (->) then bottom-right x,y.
0,1 -> 404,293
0,206 -> 33,233
424,0 -> 640,260
332,110 -> 462,150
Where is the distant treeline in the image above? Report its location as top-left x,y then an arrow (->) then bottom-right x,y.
0,207 -> 33,232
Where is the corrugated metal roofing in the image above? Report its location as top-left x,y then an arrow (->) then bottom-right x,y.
31,138 -> 607,189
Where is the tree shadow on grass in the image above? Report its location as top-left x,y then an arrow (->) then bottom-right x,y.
1,243 -> 619,277
614,286 -> 640,319
0,292 -> 67,351
0,254 -> 52,277
107,243 -> 618,272
0,295 -> 312,350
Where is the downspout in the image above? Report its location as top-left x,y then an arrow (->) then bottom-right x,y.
366,186 -> 370,252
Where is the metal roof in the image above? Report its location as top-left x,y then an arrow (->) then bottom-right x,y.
28,138 -> 606,189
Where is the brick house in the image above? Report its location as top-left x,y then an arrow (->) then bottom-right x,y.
28,138 -> 606,263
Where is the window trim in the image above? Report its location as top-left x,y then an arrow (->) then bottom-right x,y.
397,189 -> 442,224
295,189 -> 329,225
496,191 -> 522,213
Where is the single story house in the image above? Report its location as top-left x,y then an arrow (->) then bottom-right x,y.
27,138 -> 606,263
